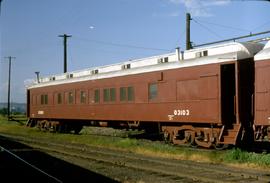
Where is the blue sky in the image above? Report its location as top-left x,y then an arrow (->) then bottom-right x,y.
1,0 -> 270,103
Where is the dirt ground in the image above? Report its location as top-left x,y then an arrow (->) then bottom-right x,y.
0,136 -> 118,183
1,133 -> 269,183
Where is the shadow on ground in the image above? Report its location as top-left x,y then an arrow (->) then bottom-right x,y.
249,141 -> 270,153
0,135 -> 119,183
128,131 -> 163,141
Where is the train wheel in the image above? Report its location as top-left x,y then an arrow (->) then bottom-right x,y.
74,125 -> 83,134
57,123 -> 67,133
37,120 -> 47,131
186,131 -> 197,147
26,119 -> 36,127
163,130 -> 171,144
214,143 -> 228,150
172,129 -> 196,146
49,121 -> 59,133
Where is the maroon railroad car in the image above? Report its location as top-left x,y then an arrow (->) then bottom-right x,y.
254,41 -> 270,141
26,42 -> 263,148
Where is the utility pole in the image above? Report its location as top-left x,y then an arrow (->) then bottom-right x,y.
186,13 -> 192,50
0,0 -> 3,15
58,34 -> 72,73
4,56 -> 15,120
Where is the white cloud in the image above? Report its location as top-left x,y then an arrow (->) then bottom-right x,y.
168,0 -> 231,17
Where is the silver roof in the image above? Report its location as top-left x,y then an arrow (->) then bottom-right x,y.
26,41 -> 264,89
254,41 -> 270,61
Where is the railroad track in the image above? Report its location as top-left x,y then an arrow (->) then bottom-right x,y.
1,133 -> 270,183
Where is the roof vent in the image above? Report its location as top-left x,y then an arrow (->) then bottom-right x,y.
91,69 -> 99,74
157,57 -> 169,64
203,50 -> 208,56
50,76 -> 55,81
195,50 -> 208,58
67,74 -> 73,78
121,64 -> 131,70
164,57 -> 169,62
195,52 -> 202,58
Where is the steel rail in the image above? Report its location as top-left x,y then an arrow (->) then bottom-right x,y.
5,134 -> 269,183
0,145 -> 63,183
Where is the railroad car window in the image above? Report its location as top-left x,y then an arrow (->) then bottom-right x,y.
120,87 -> 127,101
80,91 -> 86,104
57,93 -> 62,104
41,94 -> 48,105
103,89 -> 110,102
41,95 -> 44,105
127,86 -> 134,101
68,92 -> 74,104
103,88 -> 116,102
149,83 -> 158,100
110,88 -> 116,102
45,95 -> 48,104
94,89 -> 100,103
120,86 -> 134,102
32,95 -> 36,105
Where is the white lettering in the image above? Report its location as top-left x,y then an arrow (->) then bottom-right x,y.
173,109 -> 190,116
38,111 -> 44,115
168,115 -> 174,120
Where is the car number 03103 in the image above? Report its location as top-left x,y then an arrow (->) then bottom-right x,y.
174,109 -> 190,116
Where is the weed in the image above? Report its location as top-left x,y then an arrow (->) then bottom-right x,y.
0,117 -> 270,170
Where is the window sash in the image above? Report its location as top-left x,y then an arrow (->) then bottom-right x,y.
94,89 -> 100,103
80,91 -> 86,103
149,83 -> 158,100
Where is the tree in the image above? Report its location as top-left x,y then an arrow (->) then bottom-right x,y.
0,108 -> 8,116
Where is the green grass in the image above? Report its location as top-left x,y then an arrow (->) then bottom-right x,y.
224,148 -> 270,167
0,115 -> 270,170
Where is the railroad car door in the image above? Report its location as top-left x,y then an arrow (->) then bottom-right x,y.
238,60 -> 254,129
27,89 -> 30,118
221,64 -> 236,126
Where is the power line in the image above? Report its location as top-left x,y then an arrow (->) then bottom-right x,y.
193,29 -> 270,48
192,18 -> 223,39
173,29 -> 186,51
195,19 -> 251,33
73,36 -> 171,52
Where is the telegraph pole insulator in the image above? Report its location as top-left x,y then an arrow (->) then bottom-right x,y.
58,34 -> 72,73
